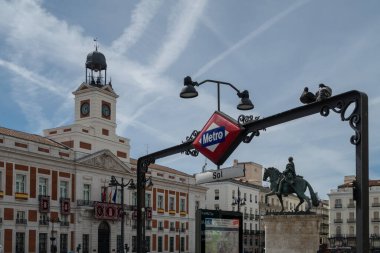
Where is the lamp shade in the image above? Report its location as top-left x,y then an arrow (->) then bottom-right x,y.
237,90 -> 254,110
180,84 -> 198,98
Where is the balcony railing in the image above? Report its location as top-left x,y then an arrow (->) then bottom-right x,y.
249,214 -> 254,220
77,199 -> 94,206
180,228 -> 186,233
170,227 -> 176,232
347,203 -> 355,208
146,226 -> 152,230
60,221 -> 70,227
347,218 -> 356,223
334,203 -> 342,208
372,203 -> 380,207
334,218 -> 343,223
372,218 -> 380,222
158,226 -> 164,231
39,220 -> 49,225
244,230 -> 249,235
16,218 -> 27,225
244,214 -> 249,219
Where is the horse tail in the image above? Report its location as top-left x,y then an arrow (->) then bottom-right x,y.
306,181 -> 320,207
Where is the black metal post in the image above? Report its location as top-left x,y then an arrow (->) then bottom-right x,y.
217,82 -> 220,112
178,227 -> 181,253
121,178 -> 125,253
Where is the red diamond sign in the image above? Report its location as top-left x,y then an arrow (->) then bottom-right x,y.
193,111 -> 243,165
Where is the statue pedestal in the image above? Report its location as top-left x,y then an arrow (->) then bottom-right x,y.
263,214 -> 322,253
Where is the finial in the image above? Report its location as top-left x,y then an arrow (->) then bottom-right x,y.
94,38 -> 98,51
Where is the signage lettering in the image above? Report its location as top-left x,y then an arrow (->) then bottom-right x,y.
213,170 -> 223,179
201,126 -> 225,147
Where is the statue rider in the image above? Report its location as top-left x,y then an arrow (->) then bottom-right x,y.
277,157 -> 296,194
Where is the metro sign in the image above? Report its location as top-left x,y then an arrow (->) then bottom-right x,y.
193,111 -> 243,165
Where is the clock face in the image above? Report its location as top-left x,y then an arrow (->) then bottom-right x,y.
80,102 -> 90,116
102,104 -> 111,117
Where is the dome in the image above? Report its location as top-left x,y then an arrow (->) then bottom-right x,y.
86,50 -> 107,71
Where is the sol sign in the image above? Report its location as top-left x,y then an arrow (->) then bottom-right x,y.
193,111 -> 243,165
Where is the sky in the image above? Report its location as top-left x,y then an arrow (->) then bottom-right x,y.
0,0 -> 379,199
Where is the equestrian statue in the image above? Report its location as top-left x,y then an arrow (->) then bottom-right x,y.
263,157 -> 320,212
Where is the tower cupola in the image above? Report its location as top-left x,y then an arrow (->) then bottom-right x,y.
85,42 -> 107,87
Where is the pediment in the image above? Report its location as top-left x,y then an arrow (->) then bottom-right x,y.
76,149 -> 132,174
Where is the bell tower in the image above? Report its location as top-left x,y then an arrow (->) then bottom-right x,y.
72,45 -> 118,134
44,44 -> 130,162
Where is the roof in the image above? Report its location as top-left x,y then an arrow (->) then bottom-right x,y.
130,158 -> 191,177
0,126 -> 69,149
338,179 -> 380,188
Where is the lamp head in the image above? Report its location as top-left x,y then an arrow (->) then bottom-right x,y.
237,90 -> 254,110
128,180 -> 136,190
109,176 -> 117,187
180,76 -> 198,98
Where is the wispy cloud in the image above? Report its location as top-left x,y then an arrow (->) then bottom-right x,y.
193,0 -> 310,78
111,0 -> 163,55
149,0 -> 208,73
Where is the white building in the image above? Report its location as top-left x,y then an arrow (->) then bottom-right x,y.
328,175 -> 380,250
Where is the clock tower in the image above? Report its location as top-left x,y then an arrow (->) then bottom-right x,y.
43,47 -> 130,162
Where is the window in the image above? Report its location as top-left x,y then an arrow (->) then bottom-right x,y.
180,237 -> 185,252
374,211 -> 380,219
16,232 -> 25,253
232,190 -> 235,198
0,170 -> 2,191
158,236 -> 163,252
158,221 -> 164,230
255,195 -> 258,203
244,193 -> 247,201
39,178 -> 48,196
169,237 -> 174,252
83,234 -> 90,253
16,174 -> 26,193
349,226 -> 355,235
60,234 -> 68,253
83,184 -> 91,201
60,181 -> 68,198
250,194 -> 252,203
349,212 -> 355,219
146,236 -> 151,252
180,198 -> 186,212
336,226 -> 341,236
16,211 -> 26,224
158,195 -> 164,209
145,193 -> 151,207
117,235 -> 122,252
374,197 -> 379,206
374,226 -> 379,236
215,189 -> 219,200
39,233 -> 48,253
132,236 -> 136,252
336,212 -> 341,219
335,199 -> 342,208
169,196 -> 175,210
61,215 -> 69,226
40,213 -> 48,225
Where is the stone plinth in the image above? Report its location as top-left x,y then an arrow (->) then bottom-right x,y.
264,214 -> 322,253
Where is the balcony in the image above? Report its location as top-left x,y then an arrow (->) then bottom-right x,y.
244,214 -> 249,219
158,226 -> 164,231
39,220 -> 49,225
347,203 -> 355,208
249,214 -> 254,220
77,199 -> 94,206
372,218 -> 380,222
15,192 -> 29,200
334,203 -> 342,208
180,228 -> 186,233
16,218 -> 27,225
372,202 -> 380,207
0,191 -> 4,198
146,226 -> 152,230
60,221 -> 70,227
244,230 -> 249,235
169,210 -> 176,215
170,227 -> 176,232
334,218 -> 343,223
347,218 -> 356,223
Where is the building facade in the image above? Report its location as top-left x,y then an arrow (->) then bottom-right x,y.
328,175 -> 380,251
0,48 -> 207,253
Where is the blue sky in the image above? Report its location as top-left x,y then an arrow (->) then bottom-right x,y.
0,0 -> 379,199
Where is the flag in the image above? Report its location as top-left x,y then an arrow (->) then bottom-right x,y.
108,189 -> 112,203
101,187 -> 106,202
112,187 -> 117,203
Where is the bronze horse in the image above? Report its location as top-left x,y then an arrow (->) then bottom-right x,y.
263,167 -> 320,212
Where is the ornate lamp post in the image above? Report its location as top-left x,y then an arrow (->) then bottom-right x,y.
109,176 -> 136,253
231,187 -> 246,212
180,76 -> 254,111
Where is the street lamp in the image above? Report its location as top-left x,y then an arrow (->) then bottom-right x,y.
180,76 -> 254,111
231,187 -> 246,212
109,176 -> 136,253
49,217 -> 61,253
